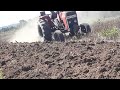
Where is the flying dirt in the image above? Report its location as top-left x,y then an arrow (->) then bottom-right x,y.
9,17 -> 44,43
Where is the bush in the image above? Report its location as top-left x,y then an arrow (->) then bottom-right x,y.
92,17 -> 120,33
0,69 -> 3,79
101,27 -> 120,40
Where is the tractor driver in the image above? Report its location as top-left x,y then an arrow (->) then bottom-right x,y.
39,11 -> 55,30
50,11 -> 57,21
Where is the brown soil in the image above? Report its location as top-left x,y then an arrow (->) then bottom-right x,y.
1,40 -> 120,79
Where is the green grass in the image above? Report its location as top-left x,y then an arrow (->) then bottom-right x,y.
100,27 -> 120,40
0,69 -> 3,79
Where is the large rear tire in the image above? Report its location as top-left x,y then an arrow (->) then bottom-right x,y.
38,21 -> 52,41
38,25 -> 43,37
53,30 -> 65,42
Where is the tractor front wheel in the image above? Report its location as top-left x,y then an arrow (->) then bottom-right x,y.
53,30 -> 65,42
79,23 -> 91,35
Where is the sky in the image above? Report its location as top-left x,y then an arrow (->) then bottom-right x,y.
0,11 -> 41,27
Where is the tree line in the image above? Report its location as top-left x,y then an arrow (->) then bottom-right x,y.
0,20 -> 27,32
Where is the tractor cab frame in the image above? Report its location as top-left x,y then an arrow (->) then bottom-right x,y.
56,11 -> 79,36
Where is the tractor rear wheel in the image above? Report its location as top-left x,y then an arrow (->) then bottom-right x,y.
38,22 -> 52,41
38,25 -> 43,37
53,30 -> 65,42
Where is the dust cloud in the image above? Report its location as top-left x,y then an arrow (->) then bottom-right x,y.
77,11 -> 120,25
9,17 -> 44,43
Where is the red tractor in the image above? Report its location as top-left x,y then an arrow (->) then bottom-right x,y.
37,11 -> 91,42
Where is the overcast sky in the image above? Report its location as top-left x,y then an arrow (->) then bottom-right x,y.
0,11 -> 41,27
